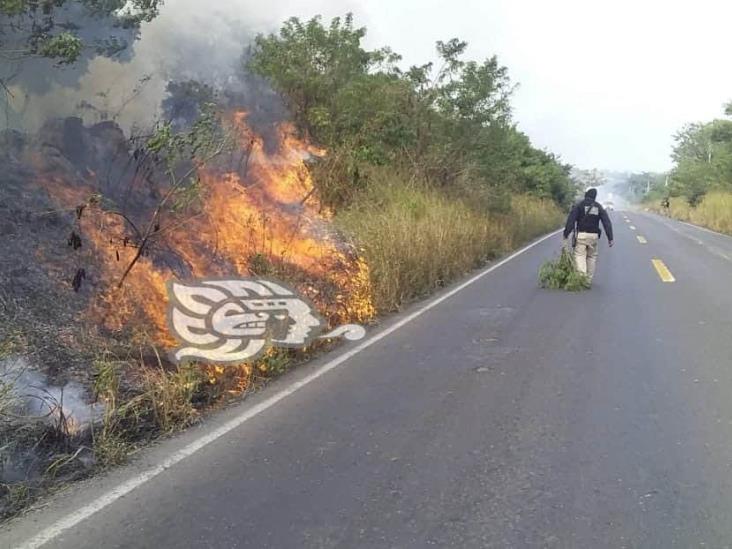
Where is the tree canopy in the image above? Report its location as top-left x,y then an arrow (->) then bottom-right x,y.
666,108 -> 732,204
249,14 -> 576,209
0,0 -> 162,93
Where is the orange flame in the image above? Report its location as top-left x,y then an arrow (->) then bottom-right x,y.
36,111 -> 374,353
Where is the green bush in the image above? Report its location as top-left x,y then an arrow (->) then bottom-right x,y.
539,248 -> 591,291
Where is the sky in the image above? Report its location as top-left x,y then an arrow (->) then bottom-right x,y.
354,0 -> 732,172
8,0 -> 732,173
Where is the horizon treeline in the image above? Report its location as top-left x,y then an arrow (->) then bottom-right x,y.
629,103 -> 732,204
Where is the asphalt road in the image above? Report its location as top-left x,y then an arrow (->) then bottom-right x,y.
4,211 -> 732,549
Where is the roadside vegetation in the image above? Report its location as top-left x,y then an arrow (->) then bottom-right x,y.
628,102 -> 732,235
0,12 -> 574,519
649,192 -> 732,236
0,346 -> 298,518
337,172 -> 562,312
249,14 -> 573,312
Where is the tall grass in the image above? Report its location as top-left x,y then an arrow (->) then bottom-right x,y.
337,172 -> 562,312
689,192 -> 732,234
655,192 -> 732,235
667,197 -> 692,222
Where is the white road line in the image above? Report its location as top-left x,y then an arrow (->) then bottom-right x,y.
642,211 -> 732,240
678,220 -> 732,240
629,225 -> 636,230
14,230 -> 562,549
644,213 -> 732,263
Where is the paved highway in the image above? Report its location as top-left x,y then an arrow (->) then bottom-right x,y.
3,211 -> 732,548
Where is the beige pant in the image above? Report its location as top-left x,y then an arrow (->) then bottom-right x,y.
574,232 -> 599,280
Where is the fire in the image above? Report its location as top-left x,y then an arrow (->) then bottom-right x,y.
35,111 -> 374,354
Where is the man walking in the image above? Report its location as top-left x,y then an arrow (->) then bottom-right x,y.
563,188 -> 614,283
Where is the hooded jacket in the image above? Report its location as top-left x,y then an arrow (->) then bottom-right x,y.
563,197 -> 614,241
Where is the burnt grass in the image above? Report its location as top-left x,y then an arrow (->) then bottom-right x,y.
0,121 -> 128,519
0,118 -> 362,521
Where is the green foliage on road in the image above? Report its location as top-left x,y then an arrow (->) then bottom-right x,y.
249,13 -> 577,210
539,248 -> 591,291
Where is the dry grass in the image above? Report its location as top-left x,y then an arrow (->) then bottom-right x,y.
1,169 -> 564,518
509,195 -> 565,244
653,192 -> 732,235
134,365 -> 201,434
668,197 -> 693,222
337,172 -> 562,312
689,192 -> 732,234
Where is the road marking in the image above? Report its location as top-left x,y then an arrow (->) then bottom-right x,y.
652,259 -> 676,282
625,219 -> 631,223
637,236 -> 647,244
629,225 -> 636,230
12,231 -> 563,549
678,220 -> 732,240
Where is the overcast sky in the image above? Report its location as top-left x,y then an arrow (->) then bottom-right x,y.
12,0 -> 732,173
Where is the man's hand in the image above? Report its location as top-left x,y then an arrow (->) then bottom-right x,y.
609,240 -> 614,248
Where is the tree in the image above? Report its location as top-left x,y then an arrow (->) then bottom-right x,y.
572,168 -> 607,190
249,13 -> 576,210
624,172 -> 666,201
0,0 -> 162,94
248,14 -> 400,142
669,115 -> 732,204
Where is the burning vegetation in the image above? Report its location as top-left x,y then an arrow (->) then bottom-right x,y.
0,8 -> 571,520
34,108 -> 375,350
0,102 -> 376,518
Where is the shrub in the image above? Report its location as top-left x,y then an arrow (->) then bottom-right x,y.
539,248 -> 591,291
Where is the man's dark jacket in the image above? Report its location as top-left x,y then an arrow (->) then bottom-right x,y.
563,198 -> 614,241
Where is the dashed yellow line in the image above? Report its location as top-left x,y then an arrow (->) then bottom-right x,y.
652,259 -> 676,282
637,235 -> 647,244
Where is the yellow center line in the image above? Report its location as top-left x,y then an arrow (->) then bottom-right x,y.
652,259 -> 676,282
637,235 -> 647,244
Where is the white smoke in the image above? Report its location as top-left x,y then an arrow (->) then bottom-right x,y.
6,0 -> 358,132
0,357 -> 102,433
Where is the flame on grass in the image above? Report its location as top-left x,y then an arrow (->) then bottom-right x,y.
36,111 -> 374,355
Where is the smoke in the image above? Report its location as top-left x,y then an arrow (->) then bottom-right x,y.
1,357 -> 102,433
5,0 -> 358,132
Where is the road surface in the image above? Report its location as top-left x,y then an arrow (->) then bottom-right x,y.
3,211 -> 732,549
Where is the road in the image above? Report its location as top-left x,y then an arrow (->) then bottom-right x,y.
3,211 -> 732,549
